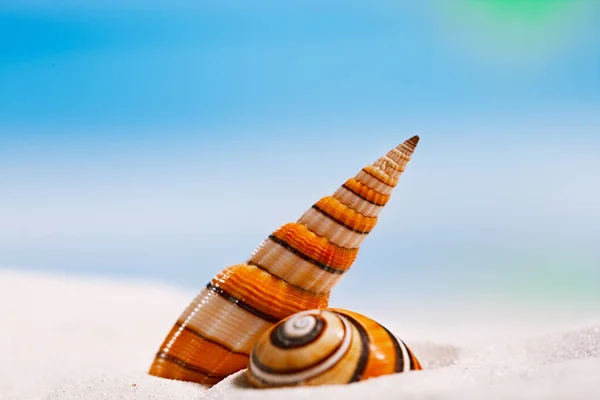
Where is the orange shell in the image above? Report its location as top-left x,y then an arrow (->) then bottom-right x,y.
149,136 -> 420,385
247,308 -> 422,388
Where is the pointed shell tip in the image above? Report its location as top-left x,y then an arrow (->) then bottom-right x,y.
404,135 -> 420,149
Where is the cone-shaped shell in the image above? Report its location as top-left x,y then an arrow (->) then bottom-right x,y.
149,136 -> 420,385
247,308 -> 422,388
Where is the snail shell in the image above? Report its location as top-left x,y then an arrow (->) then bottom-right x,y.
247,308 -> 422,388
149,136 -> 420,385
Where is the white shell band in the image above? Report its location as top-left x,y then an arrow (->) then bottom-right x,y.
250,314 -> 353,385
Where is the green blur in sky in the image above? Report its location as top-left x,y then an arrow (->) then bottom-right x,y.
440,0 -> 597,65
471,0 -> 572,22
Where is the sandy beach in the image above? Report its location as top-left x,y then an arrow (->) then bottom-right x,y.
2,268 -> 599,400
3,1 -> 599,399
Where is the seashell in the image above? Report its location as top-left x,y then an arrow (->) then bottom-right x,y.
148,136 -> 420,385
247,308 -> 422,388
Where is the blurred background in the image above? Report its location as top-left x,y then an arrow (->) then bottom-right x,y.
1,1 -> 599,312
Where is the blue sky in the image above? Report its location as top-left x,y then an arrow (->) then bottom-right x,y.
1,1 -> 599,306
2,1 -> 599,131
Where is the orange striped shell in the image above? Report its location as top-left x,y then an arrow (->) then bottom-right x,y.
247,308 -> 422,387
148,136 -> 420,385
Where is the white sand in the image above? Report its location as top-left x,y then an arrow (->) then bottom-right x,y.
1,269 -> 599,400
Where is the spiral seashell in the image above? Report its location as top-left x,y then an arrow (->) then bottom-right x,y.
149,136 -> 420,385
247,308 -> 422,388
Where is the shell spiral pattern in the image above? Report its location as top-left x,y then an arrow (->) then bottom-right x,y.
149,136 -> 420,385
247,308 -> 422,388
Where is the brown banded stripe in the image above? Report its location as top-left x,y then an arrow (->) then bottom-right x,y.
342,178 -> 390,207
151,351 -> 226,385
348,311 -> 399,378
339,312 -> 371,382
312,196 -> 378,235
362,165 -> 399,188
265,236 -> 346,275
150,323 -> 250,385
401,338 -> 423,370
381,325 -> 406,373
211,264 -> 329,321
206,282 -> 280,323
247,260 -> 320,294
251,311 -> 342,374
248,236 -> 346,294
332,309 -> 421,380
386,147 -> 412,166
271,223 -> 358,272
404,135 -> 420,149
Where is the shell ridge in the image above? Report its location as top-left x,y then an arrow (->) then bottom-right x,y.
340,185 -> 386,207
400,338 -> 420,371
313,197 -> 378,233
246,260 -> 323,295
214,264 -> 329,319
206,282 -> 281,324
339,312 -> 371,383
272,223 -> 358,270
268,235 -> 347,275
294,221 -> 357,251
174,288 -> 273,354
379,324 -> 405,373
373,156 -> 405,178
311,204 -> 371,235
154,352 -> 228,379
386,148 -> 412,165
333,189 -> 384,219
203,307 -> 255,383
355,172 -> 394,195
247,238 -> 345,294
298,210 -> 364,249
172,320 -> 250,356
361,167 -> 397,188
342,179 -> 390,207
